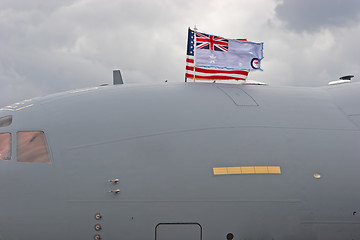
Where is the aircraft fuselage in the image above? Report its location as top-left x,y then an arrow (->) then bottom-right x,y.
0,82 -> 359,239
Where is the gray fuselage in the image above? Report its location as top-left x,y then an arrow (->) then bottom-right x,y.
0,82 -> 359,240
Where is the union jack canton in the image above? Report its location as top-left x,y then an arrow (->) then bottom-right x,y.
195,32 -> 229,52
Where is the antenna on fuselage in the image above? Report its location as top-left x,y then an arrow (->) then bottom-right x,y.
339,75 -> 354,81
328,75 -> 354,85
113,70 -> 124,85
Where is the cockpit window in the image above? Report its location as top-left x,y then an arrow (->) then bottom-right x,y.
0,115 -> 12,128
0,133 -> 11,161
17,131 -> 50,163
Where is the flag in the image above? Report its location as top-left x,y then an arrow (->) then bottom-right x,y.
185,28 -> 263,82
196,39 -> 263,70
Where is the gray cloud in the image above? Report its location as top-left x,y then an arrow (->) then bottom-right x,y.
0,0 -> 359,107
275,0 -> 360,32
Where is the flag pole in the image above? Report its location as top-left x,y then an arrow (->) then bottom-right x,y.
185,27 -> 192,83
193,26 -> 198,83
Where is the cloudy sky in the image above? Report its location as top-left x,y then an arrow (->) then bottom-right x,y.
1,0 -> 360,106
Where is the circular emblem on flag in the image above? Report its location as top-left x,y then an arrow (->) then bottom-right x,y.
251,58 -> 260,69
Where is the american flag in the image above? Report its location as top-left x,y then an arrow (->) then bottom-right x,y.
185,28 -> 249,82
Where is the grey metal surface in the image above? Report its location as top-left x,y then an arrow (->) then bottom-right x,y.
0,82 -> 359,239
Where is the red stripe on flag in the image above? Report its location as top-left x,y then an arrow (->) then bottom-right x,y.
185,73 -> 193,79
186,58 -> 194,64
186,74 -> 247,81
194,67 -> 248,75
186,66 -> 194,71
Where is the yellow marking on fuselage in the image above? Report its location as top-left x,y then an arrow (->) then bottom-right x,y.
213,166 -> 281,175
0,104 -> 34,112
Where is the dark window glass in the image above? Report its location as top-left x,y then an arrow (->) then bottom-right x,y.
0,133 -> 11,161
0,115 -> 12,128
17,131 -> 50,163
